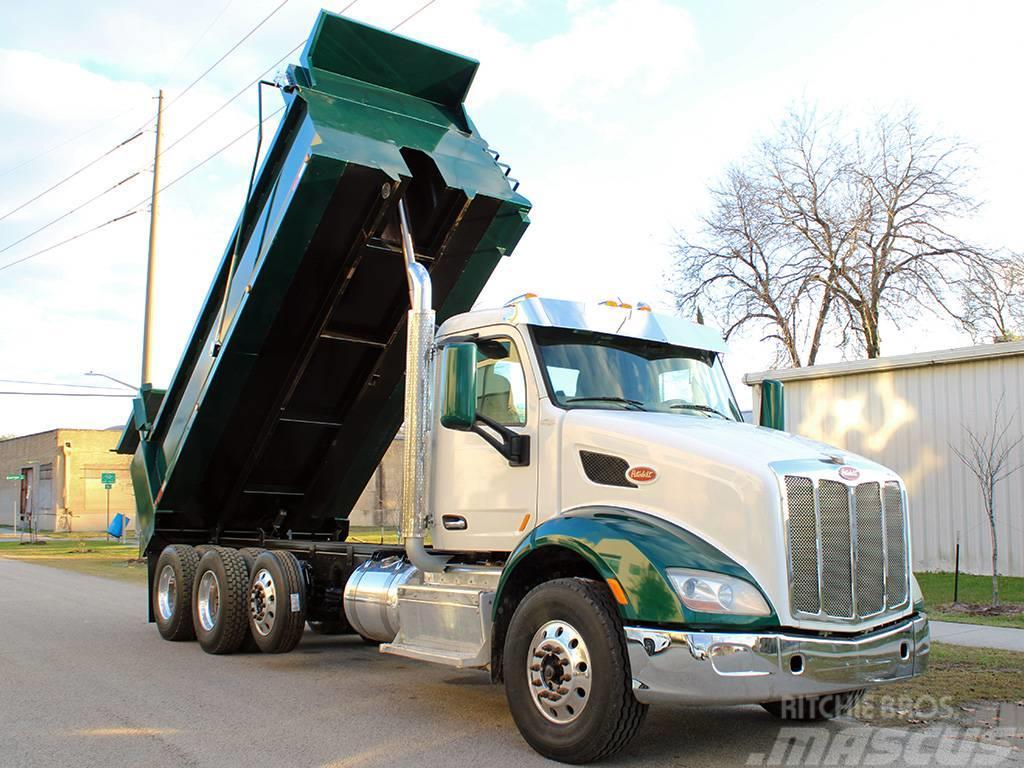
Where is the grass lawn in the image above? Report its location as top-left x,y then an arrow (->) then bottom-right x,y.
0,529 -> 122,540
0,527 -> 406,582
0,539 -> 146,583
856,642 -> 1024,725
916,571 -> 1024,629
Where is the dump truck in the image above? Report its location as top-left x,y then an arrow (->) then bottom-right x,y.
119,12 -> 930,763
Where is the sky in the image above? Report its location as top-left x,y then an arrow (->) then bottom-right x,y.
1,0 -> 1022,435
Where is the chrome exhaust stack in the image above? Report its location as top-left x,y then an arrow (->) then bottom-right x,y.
397,199 -> 450,573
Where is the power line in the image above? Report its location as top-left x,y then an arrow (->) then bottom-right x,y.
0,106 -> 285,274
142,0 -> 293,129
0,103 -> 146,181
0,211 -> 139,274
160,44 -> 302,158
0,0 -> 379,275
0,379 -> 129,391
131,106 -> 285,209
167,0 -> 238,73
0,171 -> 142,257
0,0 -> 252,182
0,132 -> 144,224
158,0 -> 361,160
0,0 -> 364,186
0,391 -> 135,398
391,0 -> 439,31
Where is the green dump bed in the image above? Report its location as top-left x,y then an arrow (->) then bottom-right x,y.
118,12 -> 530,554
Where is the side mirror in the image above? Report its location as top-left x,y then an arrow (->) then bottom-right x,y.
440,343 -> 477,430
759,379 -> 785,430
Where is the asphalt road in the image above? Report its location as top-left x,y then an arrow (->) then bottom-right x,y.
1,558 -> 1020,768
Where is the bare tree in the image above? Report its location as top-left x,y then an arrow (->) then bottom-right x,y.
672,110 -> 858,366
673,168 -> 809,367
673,107 -> 992,363
826,112 -> 987,357
950,399 -> 1023,607
958,254 -> 1024,343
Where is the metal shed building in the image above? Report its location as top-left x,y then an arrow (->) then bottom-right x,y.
745,341 -> 1024,577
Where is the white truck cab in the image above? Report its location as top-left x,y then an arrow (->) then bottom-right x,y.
394,294 -> 929,758
432,296 -> 923,632
431,297 -> 737,553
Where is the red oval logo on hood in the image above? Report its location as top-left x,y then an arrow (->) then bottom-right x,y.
839,466 -> 860,482
627,466 -> 658,484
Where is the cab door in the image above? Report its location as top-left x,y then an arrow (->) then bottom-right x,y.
430,331 -> 539,552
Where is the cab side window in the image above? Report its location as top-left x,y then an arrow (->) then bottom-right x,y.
475,338 -> 527,426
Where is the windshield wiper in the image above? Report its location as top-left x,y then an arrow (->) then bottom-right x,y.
566,396 -> 646,411
668,403 -> 728,419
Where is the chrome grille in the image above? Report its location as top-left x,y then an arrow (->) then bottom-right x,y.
819,480 -> 854,617
884,482 -> 908,608
783,473 -> 909,622
785,477 -> 820,614
855,483 -> 885,616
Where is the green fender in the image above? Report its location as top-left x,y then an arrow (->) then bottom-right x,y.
495,506 -> 779,630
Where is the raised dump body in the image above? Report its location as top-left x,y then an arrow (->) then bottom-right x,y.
118,11 -> 531,554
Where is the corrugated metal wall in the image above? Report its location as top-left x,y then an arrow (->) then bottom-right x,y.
761,352 -> 1024,576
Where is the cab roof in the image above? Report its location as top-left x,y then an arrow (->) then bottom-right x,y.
438,297 -> 728,353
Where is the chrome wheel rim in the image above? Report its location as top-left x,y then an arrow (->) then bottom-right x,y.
197,570 -> 221,632
250,568 -> 276,637
527,620 -> 592,724
157,565 -> 176,622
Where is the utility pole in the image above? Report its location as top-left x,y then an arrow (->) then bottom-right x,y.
141,89 -> 163,388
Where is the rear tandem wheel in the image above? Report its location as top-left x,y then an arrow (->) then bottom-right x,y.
247,550 -> 307,653
152,544 -> 200,641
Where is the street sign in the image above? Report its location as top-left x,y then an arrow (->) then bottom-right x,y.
5,474 -> 24,481
101,472 -> 116,485
104,484 -> 113,490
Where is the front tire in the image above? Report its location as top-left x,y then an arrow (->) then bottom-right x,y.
761,689 -> 865,721
503,578 -> 647,763
153,545 -> 200,641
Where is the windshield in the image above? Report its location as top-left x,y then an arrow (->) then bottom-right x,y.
531,326 -> 742,421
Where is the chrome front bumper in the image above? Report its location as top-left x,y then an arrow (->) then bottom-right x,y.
625,614 -> 929,705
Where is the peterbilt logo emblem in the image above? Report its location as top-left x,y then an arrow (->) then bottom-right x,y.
838,466 -> 861,482
627,466 -> 658,484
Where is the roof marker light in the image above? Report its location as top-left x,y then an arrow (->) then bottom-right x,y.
504,292 -> 539,307
600,298 -> 644,310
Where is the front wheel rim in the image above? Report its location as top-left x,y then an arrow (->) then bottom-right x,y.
197,570 -> 221,632
250,568 -> 277,637
527,620 -> 592,724
157,565 -> 176,621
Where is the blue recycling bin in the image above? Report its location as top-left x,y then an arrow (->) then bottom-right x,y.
106,513 -> 130,539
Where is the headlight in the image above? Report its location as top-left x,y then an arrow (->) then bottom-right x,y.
667,568 -> 771,616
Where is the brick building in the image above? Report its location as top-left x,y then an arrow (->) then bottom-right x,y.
0,429 -> 135,533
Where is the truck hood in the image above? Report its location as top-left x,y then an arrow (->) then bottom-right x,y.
563,409 -> 885,473
557,408 -> 900,632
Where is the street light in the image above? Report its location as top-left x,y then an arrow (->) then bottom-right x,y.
84,371 -> 136,391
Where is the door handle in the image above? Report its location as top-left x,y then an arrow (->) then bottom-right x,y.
442,515 -> 468,531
